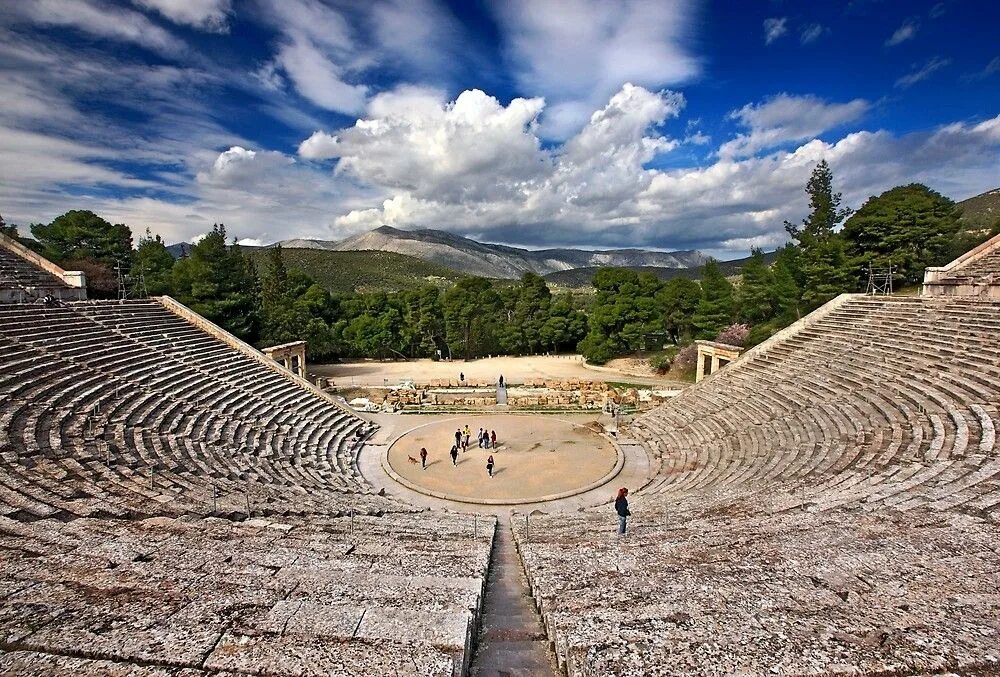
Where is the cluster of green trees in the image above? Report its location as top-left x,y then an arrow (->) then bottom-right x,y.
4,159 -> 994,368
254,247 -> 588,362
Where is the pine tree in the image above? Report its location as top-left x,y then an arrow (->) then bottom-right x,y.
692,260 -> 735,339
443,277 -> 500,359
133,229 -> 175,296
769,246 -> 803,320
655,277 -> 702,344
784,160 -> 855,308
735,248 -> 776,324
260,245 -> 290,314
170,224 -> 260,340
579,269 -> 663,363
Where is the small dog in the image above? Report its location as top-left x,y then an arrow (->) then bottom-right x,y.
407,455 -> 419,464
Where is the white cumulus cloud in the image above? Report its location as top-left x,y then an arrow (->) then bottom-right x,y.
298,131 -> 340,160
720,94 -> 870,158
325,87 -> 549,203
494,0 -> 699,139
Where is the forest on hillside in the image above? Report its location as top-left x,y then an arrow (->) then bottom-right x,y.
4,160 -> 997,376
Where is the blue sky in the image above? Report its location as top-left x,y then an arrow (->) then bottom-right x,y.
0,0 -> 997,258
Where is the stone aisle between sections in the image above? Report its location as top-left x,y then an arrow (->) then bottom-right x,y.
469,518 -> 558,676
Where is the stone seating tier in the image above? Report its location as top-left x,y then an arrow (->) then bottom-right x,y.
0,300 -> 402,519
0,245 -> 69,292
513,295 -> 1000,675
0,512 -> 495,676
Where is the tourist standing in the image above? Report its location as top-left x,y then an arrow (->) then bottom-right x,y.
460,371 -> 464,383
478,428 -> 486,448
615,488 -> 630,535
498,374 -> 505,388
455,429 -> 462,448
450,445 -> 459,466
490,430 -> 497,449
486,455 -> 495,477
419,447 -> 428,469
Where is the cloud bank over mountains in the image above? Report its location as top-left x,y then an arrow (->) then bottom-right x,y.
0,0 -> 997,258
203,85 -> 998,255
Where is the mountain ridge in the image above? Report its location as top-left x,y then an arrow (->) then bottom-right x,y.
282,225 -> 708,278
166,225 -> 709,278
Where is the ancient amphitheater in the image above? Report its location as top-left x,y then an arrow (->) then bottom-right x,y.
1,230 -> 999,676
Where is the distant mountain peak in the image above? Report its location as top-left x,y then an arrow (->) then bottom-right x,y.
316,226 -> 707,278
169,225 -> 709,278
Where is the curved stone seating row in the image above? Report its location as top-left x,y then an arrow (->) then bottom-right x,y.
0,300 -> 397,519
511,494 -> 1000,676
630,297 -> 1000,515
0,511 -> 495,676
513,295 -> 1000,675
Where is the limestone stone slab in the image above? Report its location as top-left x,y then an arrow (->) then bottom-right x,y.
356,606 -> 471,651
205,632 -> 455,676
0,600 -> 66,644
0,650 -> 194,675
21,601 -> 221,668
281,601 -> 365,638
288,577 -> 480,614
171,583 -> 284,627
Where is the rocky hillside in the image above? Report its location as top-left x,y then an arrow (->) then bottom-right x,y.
277,225 -> 707,279
957,187 -> 1000,225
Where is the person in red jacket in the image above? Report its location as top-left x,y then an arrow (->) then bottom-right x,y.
615,487 -> 630,535
490,430 -> 497,449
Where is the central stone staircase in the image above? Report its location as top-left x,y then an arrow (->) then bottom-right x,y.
470,516 -> 557,676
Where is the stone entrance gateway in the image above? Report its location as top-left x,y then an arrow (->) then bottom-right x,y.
262,340 -> 307,378
694,340 -> 743,382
